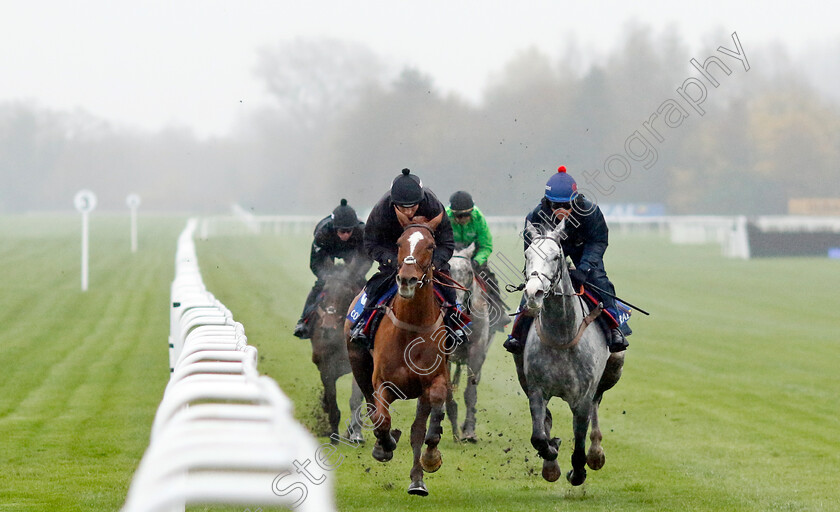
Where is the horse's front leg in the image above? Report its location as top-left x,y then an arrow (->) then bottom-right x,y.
528,389 -> 557,461
567,404 -> 592,486
371,384 -> 401,462
408,398 -> 432,496
528,389 -> 562,482
421,374 -> 447,474
319,366 -> 341,439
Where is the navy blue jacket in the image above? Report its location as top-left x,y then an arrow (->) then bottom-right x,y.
524,196 -> 609,274
364,189 -> 454,272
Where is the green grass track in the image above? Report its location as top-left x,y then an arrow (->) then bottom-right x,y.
1,214 -> 838,511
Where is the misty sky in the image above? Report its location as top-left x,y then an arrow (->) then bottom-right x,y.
1,0 -> 837,138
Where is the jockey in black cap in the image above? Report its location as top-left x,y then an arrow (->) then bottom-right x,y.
349,168 -> 467,346
293,198 -> 372,339
502,166 -> 630,354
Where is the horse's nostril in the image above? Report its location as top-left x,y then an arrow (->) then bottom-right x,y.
408,277 -> 418,286
535,290 -> 544,300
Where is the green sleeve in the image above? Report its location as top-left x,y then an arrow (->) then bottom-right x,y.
472,208 -> 493,266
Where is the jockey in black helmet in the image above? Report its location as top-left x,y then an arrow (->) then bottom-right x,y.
293,198 -> 372,339
349,168 -> 467,346
502,166 -> 630,354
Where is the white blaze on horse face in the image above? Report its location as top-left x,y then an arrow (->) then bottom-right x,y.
407,231 -> 424,259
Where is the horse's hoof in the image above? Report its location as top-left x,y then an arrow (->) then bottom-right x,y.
407,480 -> 428,496
542,459 -> 561,482
566,468 -> 587,486
420,448 -> 442,473
587,448 -> 605,470
372,442 -> 393,463
462,433 -> 478,444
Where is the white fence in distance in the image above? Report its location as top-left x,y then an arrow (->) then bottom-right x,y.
200,206 -> 838,259
122,218 -> 335,512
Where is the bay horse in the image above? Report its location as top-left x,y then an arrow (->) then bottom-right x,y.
309,265 -> 364,443
514,220 -> 624,485
344,211 -> 450,496
444,243 -> 493,443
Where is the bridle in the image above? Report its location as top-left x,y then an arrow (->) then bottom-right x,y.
398,224 -> 436,287
507,235 -> 580,298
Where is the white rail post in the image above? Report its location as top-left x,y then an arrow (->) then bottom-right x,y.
74,189 -> 97,291
127,193 -> 141,253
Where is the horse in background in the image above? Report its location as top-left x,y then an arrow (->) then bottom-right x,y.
444,243 -> 493,442
345,212 -> 451,496
515,221 -> 624,486
309,264 -> 364,443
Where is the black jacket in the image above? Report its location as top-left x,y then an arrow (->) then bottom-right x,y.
363,190 -> 454,272
310,216 -> 371,279
524,196 -> 609,274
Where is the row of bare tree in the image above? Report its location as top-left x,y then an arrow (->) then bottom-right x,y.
2,27 -> 838,215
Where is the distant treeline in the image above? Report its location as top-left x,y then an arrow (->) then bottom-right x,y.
2,27 -> 838,215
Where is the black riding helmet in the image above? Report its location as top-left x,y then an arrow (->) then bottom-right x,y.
331,198 -> 358,229
449,191 -> 474,212
390,168 -> 424,206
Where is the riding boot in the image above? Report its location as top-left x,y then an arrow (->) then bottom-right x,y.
609,328 -> 629,353
294,281 -> 324,339
350,307 -> 383,350
444,309 -> 469,350
503,314 -> 534,354
293,320 -> 309,339
596,314 -> 628,353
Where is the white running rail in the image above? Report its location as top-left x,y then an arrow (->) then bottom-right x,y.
122,218 -> 334,512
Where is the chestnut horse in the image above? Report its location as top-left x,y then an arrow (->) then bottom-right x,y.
345,212 -> 450,496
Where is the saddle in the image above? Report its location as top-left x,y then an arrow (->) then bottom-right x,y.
580,289 -> 631,329
347,286 -> 471,349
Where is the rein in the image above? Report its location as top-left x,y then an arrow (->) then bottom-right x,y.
433,269 -> 471,292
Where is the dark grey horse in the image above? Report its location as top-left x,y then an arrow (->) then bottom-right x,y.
513,221 -> 625,485
445,243 -> 493,442
308,265 -> 365,443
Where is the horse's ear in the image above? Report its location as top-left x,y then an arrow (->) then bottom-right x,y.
549,217 -> 568,244
464,242 -> 476,259
525,221 -> 540,241
427,212 -> 444,231
394,206 -> 411,228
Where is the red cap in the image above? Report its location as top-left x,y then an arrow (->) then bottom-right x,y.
558,165 -> 567,173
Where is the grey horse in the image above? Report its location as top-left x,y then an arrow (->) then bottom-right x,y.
513,221 -> 625,485
444,243 -> 493,442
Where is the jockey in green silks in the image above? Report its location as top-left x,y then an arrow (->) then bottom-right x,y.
446,191 -> 510,332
